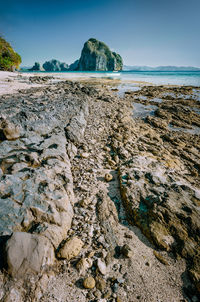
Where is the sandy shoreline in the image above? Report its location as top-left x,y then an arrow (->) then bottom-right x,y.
0,71 -> 152,96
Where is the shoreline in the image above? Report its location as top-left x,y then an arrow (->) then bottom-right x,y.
0,72 -> 200,301
1,70 -> 200,96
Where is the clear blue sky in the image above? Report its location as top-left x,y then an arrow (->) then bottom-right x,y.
1,0 -> 200,67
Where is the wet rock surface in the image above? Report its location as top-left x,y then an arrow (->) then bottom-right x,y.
0,79 -> 199,301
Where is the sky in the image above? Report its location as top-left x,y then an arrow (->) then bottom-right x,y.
0,0 -> 200,67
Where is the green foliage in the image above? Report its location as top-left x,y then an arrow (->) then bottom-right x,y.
0,37 -> 21,71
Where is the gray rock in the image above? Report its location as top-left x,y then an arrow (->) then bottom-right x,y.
77,38 -> 123,71
0,82 -> 89,273
43,59 -> 68,71
5,232 -> 55,278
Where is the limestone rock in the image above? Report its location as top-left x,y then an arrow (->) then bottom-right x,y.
97,258 -> 107,275
76,257 -> 93,274
43,59 -> 68,71
5,232 -> 55,278
77,38 -> 123,71
57,237 -> 84,260
29,62 -> 44,71
0,119 -> 20,140
68,59 -> 79,71
83,276 -> 96,289
121,244 -> 133,258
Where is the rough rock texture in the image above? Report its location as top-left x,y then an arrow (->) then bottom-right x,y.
115,85 -> 200,294
43,59 -> 68,71
6,232 -> 55,278
29,62 -> 44,71
0,77 -> 199,302
0,81 -> 88,258
57,236 -> 84,260
77,38 -> 123,71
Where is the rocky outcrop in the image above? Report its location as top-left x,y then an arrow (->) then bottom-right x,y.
0,81 -> 89,276
29,62 -> 44,71
77,38 -> 123,71
43,59 -> 69,71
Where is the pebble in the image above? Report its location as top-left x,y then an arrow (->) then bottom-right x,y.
153,251 -> 169,265
105,173 -> 113,182
80,152 -> 89,158
96,276 -> 106,291
76,258 -> 92,274
97,258 -> 107,275
83,276 -> 96,289
121,244 -> 133,258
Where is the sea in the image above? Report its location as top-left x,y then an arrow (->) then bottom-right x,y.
24,70 -> 200,86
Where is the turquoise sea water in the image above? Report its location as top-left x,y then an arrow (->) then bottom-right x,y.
23,70 -> 200,86
119,71 -> 200,86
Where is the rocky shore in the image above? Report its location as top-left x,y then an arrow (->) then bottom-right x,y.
0,74 -> 199,302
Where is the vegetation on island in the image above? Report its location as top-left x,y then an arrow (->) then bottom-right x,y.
0,37 -> 21,71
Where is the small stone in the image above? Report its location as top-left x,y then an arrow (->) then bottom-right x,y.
124,233 -> 132,239
57,237 -> 84,260
96,276 -> 106,291
76,258 -> 92,274
93,289 -> 101,299
80,152 -> 89,158
153,251 -> 169,265
105,173 -> 113,182
80,199 -> 91,208
103,146 -> 111,152
121,244 -> 133,258
97,258 -> 107,275
103,290 -> 112,299
83,276 -> 96,289
116,297 -> 122,302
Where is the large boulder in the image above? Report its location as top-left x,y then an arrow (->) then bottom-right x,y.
77,38 -> 123,71
43,59 -> 68,71
5,232 -> 55,278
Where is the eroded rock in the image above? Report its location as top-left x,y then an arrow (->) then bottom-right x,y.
5,232 -> 55,278
57,236 -> 84,260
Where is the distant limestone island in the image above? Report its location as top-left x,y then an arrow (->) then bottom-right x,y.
28,38 -> 123,72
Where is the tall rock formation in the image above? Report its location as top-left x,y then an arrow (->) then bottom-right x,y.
77,38 -> 123,71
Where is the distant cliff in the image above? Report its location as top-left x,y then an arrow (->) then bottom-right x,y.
43,59 -> 69,71
77,38 -> 123,71
29,62 -> 44,71
0,37 -> 21,71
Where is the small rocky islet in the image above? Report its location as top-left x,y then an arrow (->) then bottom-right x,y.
0,74 -> 199,302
